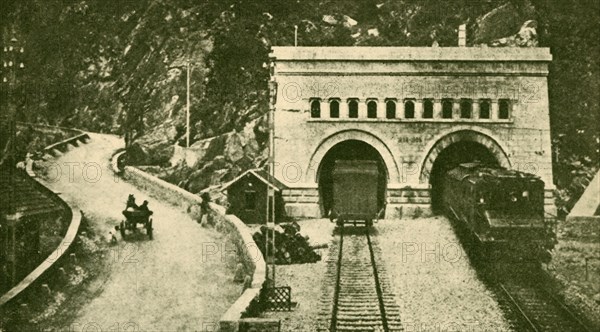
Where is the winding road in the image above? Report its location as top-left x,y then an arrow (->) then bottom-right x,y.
41,134 -> 240,331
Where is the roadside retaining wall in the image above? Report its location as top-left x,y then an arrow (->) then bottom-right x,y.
119,164 -> 269,331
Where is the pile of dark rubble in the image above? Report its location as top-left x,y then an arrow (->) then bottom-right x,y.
252,222 -> 321,264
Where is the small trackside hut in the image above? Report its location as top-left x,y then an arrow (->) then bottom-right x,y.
223,169 -> 287,224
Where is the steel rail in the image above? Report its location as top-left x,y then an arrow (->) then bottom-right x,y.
366,228 -> 390,332
498,283 -> 539,332
329,223 -> 343,332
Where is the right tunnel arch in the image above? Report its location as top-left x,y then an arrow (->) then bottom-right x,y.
420,130 -> 511,214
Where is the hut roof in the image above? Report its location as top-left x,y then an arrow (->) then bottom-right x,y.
222,168 -> 287,192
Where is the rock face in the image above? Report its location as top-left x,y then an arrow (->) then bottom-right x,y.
224,132 -> 245,163
473,1 -> 537,45
489,20 -> 538,47
127,121 -> 180,166
141,113 -> 268,203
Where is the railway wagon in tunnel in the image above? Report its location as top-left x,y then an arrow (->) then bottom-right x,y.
268,46 -> 555,219
330,160 -> 382,226
318,140 -> 387,219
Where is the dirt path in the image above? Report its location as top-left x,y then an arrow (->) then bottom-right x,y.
41,134 -> 239,331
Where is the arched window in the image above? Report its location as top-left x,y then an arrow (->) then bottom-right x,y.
330,99 -> 340,118
310,99 -> 321,118
423,99 -> 434,118
386,100 -> 396,119
442,99 -> 453,119
499,99 -> 510,119
348,99 -> 359,118
404,100 -> 415,119
367,100 -> 377,118
460,99 -> 472,118
479,99 -> 491,119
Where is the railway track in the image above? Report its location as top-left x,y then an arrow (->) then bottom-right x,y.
318,225 -> 403,332
490,269 -> 592,332
448,207 -> 591,331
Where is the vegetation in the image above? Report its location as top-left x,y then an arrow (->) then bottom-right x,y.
1,0 -> 598,213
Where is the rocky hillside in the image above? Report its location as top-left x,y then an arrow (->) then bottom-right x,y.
2,0 -> 598,211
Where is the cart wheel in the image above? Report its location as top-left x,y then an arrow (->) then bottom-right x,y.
120,221 -> 126,238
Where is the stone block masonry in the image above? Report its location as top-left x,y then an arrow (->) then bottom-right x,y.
269,46 -> 555,218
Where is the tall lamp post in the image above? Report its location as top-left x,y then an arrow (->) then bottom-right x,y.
169,61 -> 199,148
185,61 -> 190,148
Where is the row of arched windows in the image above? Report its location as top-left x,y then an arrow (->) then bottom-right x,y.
310,98 -> 511,120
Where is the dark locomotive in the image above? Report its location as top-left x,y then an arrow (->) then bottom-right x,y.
441,163 -> 555,262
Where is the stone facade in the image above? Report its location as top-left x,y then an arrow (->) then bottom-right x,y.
269,47 -> 554,218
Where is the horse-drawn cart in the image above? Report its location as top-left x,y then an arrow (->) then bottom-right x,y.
120,208 -> 153,239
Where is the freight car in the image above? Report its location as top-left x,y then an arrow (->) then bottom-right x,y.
442,163 -> 554,262
330,160 -> 382,227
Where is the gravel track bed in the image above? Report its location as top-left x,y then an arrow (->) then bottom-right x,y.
260,219 -> 334,331
376,217 -> 511,331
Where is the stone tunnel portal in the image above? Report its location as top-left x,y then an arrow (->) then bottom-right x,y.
318,140 -> 388,217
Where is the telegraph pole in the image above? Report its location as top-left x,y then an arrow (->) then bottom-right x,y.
266,59 -> 278,286
167,61 -> 197,148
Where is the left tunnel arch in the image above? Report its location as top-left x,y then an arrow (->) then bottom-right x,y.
306,129 -> 400,185
317,140 -> 387,217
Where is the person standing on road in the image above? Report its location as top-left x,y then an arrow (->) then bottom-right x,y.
199,192 -> 211,226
